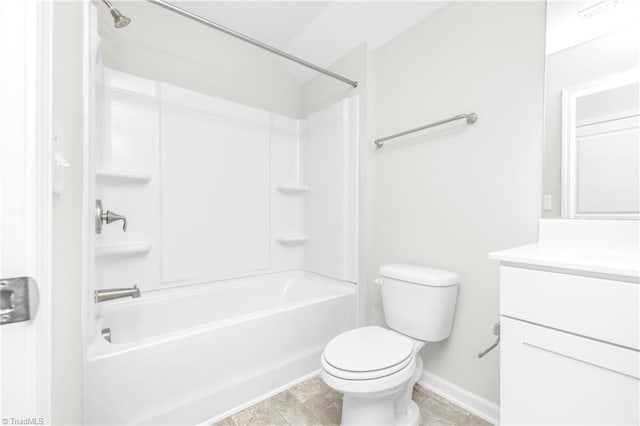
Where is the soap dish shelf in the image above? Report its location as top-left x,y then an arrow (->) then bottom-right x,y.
276,184 -> 308,194
96,169 -> 151,184
275,235 -> 309,244
97,241 -> 152,257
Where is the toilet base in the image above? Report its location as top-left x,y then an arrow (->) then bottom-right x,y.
396,400 -> 421,426
339,356 -> 424,426
394,356 -> 423,426
342,390 -> 399,426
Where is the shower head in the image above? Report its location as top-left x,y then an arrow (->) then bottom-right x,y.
101,0 -> 131,28
110,8 -> 131,28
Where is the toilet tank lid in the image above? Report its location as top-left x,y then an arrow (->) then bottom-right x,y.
379,264 -> 459,286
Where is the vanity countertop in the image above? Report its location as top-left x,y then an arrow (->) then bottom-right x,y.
490,243 -> 639,279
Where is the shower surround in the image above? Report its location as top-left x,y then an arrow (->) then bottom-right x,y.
86,68 -> 359,424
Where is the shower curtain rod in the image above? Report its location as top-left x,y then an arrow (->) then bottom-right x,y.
145,0 -> 359,88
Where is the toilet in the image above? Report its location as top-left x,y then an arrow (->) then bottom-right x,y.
321,264 -> 459,426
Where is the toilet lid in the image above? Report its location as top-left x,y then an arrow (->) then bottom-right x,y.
323,326 -> 414,374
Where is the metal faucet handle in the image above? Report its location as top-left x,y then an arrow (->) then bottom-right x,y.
104,210 -> 127,231
95,200 -> 127,233
478,322 -> 500,358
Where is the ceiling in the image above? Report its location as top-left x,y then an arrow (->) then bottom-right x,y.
546,0 -> 640,55
172,1 -> 447,83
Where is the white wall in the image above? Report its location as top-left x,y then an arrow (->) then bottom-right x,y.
52,2 -> 84,424
302,45 -> 368,117
98,1 -> 301,118
368,1 -> 545,404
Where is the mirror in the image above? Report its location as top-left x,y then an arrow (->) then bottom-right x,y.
542,0 -> 640,219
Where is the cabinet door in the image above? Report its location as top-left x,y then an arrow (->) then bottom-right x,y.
501,317 -> 640,425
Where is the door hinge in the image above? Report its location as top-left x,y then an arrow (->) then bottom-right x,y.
0,277 -> 38,325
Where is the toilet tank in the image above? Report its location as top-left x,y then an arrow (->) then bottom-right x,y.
379,264 -> 459,342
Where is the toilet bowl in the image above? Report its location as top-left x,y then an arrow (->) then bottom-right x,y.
321,326 -> 425,425
321,264 -> 459,426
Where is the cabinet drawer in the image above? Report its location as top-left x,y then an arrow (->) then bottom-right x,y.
500,266 -> 639,350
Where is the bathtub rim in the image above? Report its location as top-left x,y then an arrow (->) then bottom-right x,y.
94,269 -> 352,310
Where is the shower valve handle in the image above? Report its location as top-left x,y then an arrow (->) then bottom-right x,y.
96,200 -> 127,233
104,210 -> 127,231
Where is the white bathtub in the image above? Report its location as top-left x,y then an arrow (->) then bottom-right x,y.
86,271 -> 356,425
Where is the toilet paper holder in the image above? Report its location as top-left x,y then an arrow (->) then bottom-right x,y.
478,321 -> 500,358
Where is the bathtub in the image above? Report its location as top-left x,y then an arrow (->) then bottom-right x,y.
86,271 -> 356,425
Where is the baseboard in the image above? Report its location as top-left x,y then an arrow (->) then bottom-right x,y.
417,370 -> 500,425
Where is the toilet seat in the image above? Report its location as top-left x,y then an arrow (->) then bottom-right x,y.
322,326 -> 415,381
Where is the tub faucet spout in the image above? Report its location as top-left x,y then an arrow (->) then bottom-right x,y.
95,285 -> 140,303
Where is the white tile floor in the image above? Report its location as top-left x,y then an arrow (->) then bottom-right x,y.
214,376 -> 492,426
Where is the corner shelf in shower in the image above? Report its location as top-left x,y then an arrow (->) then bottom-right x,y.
275,234 -> 309,244
96,169 -> 151,184
276,184 -> 309,195
96,241 -> 152,257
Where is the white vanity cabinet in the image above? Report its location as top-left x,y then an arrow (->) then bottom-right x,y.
499,266 -> 639,425
492,220 -> 640,425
